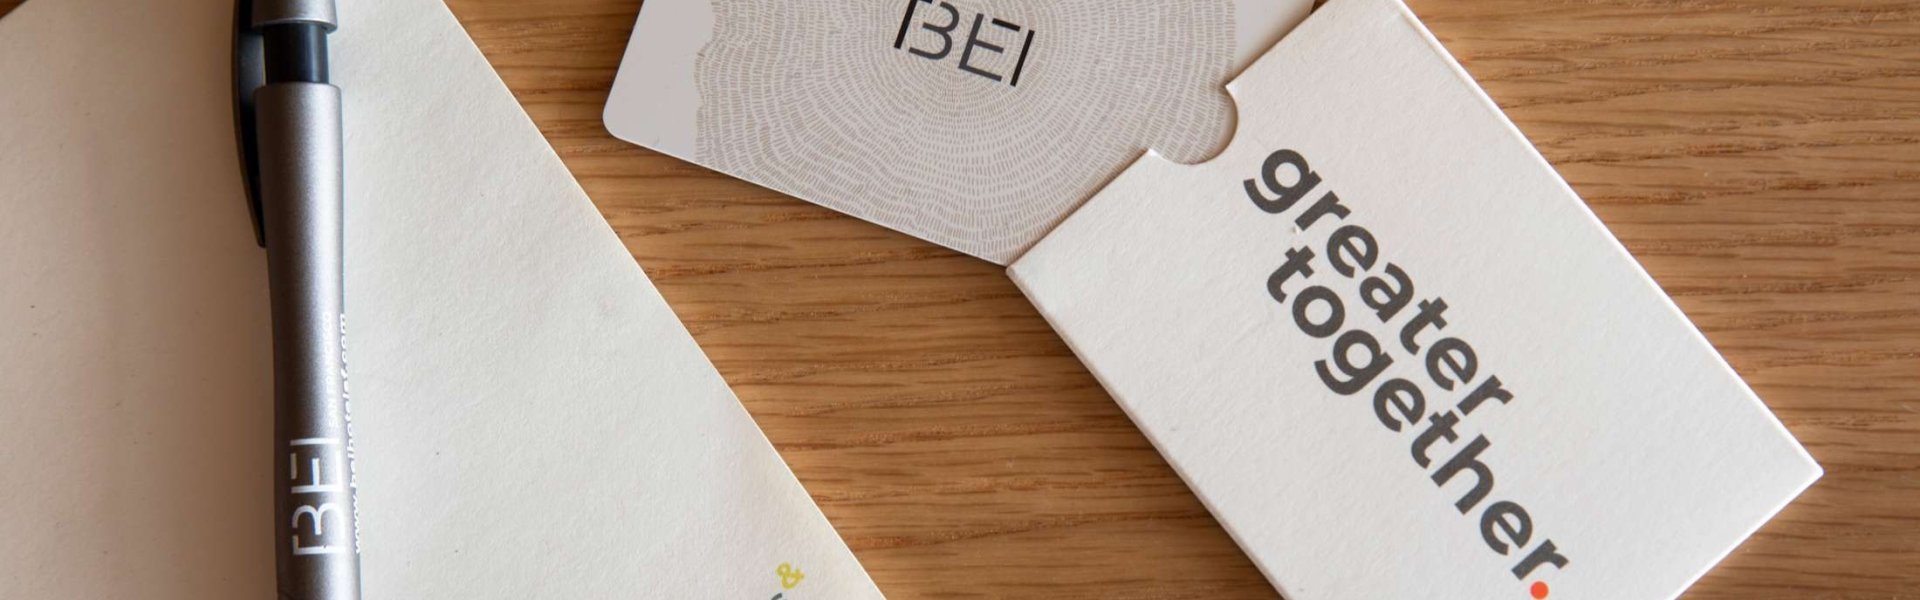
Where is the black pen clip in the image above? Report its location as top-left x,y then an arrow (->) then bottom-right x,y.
233,0 -> 268,247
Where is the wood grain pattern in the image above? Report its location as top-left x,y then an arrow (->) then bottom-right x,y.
5,0 -> 1912,597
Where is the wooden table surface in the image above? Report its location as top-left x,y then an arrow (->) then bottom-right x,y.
9,0 -> 1916,597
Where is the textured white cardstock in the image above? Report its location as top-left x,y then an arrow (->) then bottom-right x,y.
604,0 -> 1313,264
1008,0 -> 1821,598
0,0 -> 880,597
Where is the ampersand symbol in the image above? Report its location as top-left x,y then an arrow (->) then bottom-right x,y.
776,562 -> 805,590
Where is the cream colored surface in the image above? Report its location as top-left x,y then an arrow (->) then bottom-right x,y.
0,2 -> 269,595
0,0 -> 880,597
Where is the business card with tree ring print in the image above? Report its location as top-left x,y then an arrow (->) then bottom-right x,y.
0,0 -> 886,596
605,0 -> 1314,264
1009,0 -> 1821,598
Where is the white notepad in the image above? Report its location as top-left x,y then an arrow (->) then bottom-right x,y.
1008,0 -> 1821,598
0,0 -> 881,597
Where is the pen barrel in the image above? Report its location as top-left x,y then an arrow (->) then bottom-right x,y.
257,82 -> 360,600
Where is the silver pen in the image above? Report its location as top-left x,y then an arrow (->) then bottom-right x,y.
233,1 -> 361,598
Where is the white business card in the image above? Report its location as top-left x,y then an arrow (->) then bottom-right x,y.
1008,0 -> 1821,598
604,0 -> 1313,264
